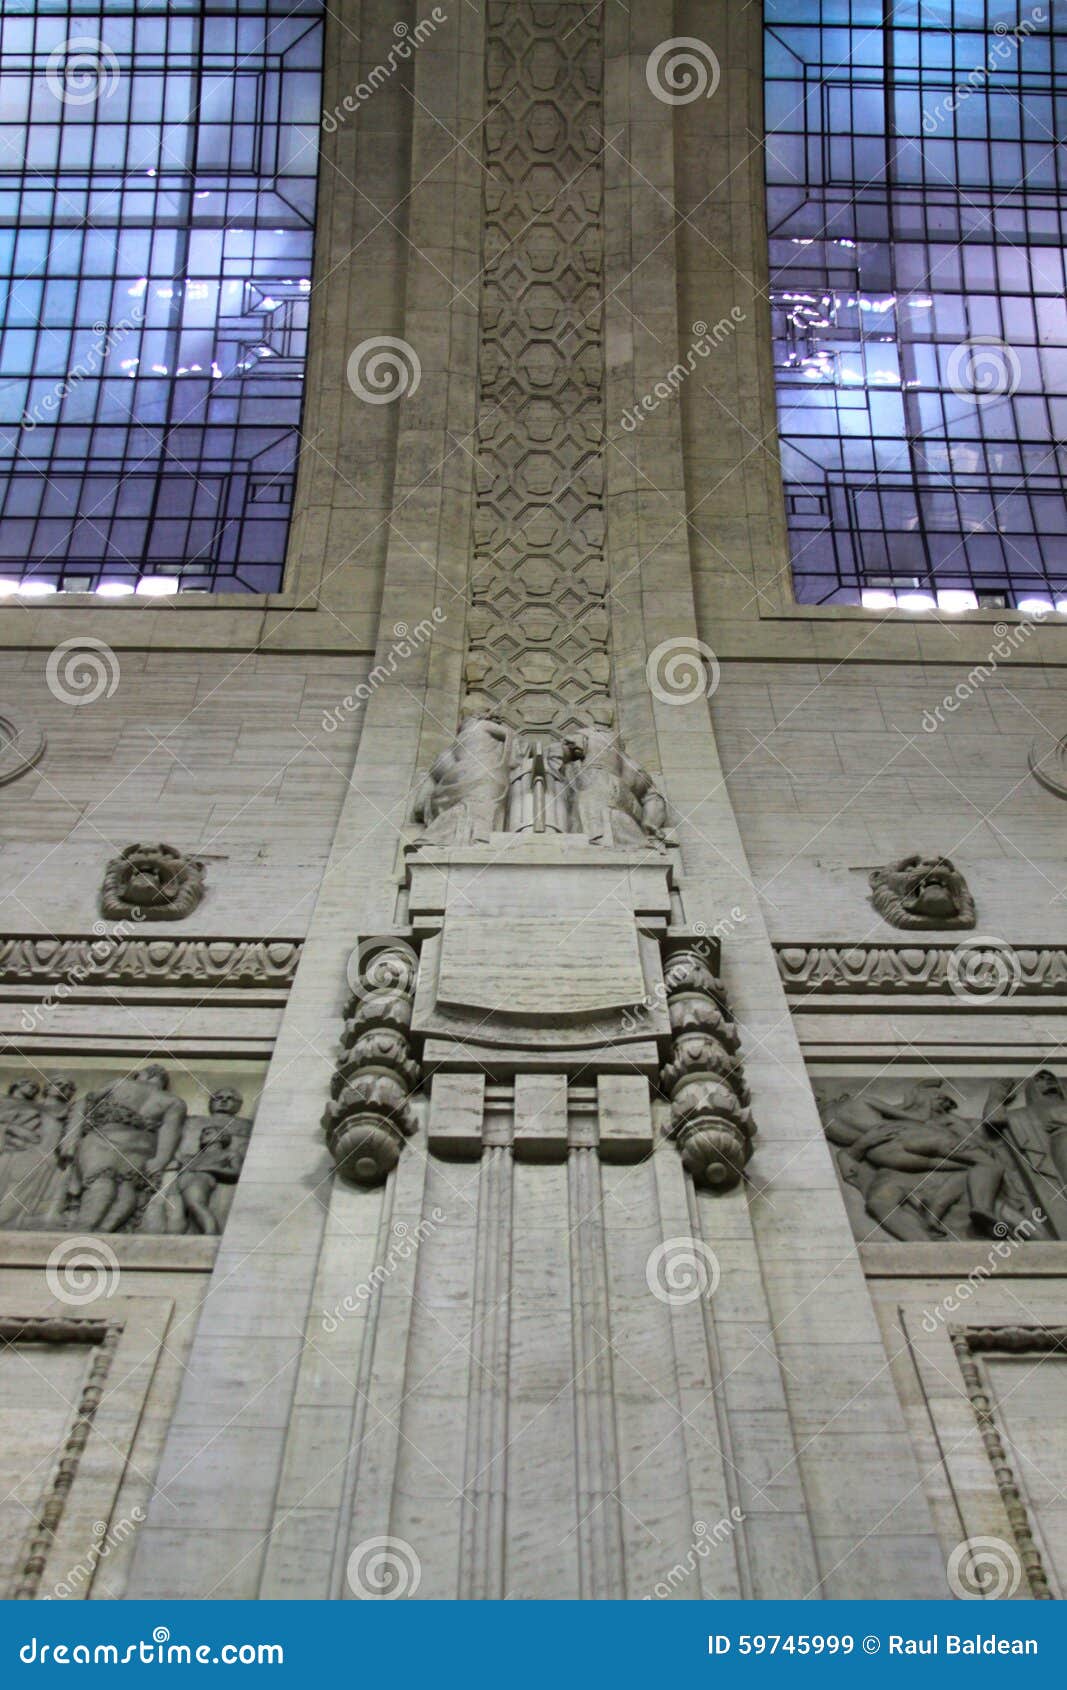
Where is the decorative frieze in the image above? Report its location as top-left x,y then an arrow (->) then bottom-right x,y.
776,942 -> 1067,998
0,1066 -> 257,1235
0,935 -> 302,991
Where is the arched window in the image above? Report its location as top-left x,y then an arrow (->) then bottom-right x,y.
0,0 -> 323,596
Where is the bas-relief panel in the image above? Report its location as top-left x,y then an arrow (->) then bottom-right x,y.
814,1072 -> 1067,1243
0,1060 -> 262,1237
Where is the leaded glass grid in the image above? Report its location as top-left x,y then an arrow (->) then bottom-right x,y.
765,0 -> 1067,610
0,0 -> 322,595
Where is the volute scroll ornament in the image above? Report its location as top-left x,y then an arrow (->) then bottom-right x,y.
100,843 -> 206,922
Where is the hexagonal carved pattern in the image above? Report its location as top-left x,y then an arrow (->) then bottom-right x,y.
465,1 -> 611,733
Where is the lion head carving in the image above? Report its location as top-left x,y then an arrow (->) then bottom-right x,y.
868,853 -> 975,931
100,843 -> 205,922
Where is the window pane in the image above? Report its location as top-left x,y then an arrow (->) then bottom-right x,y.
0,0 -> 323,594
765,0 -> 1067,609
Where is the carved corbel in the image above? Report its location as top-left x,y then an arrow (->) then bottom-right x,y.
658,936 -> 754,1190
323,941 -> 423,1186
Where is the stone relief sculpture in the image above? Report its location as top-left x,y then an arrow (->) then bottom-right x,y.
100,842 -> 206,922
411,712 -> 514,844
818,1074 -> 1066,1241
0,1067 -> 256,1235
868,853 -> 976,930
560,726 -> 667,848
411,716 -> 668,847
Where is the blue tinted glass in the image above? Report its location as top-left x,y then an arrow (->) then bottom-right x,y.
765,0 -> 1067,608
0,0 -> 322,594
